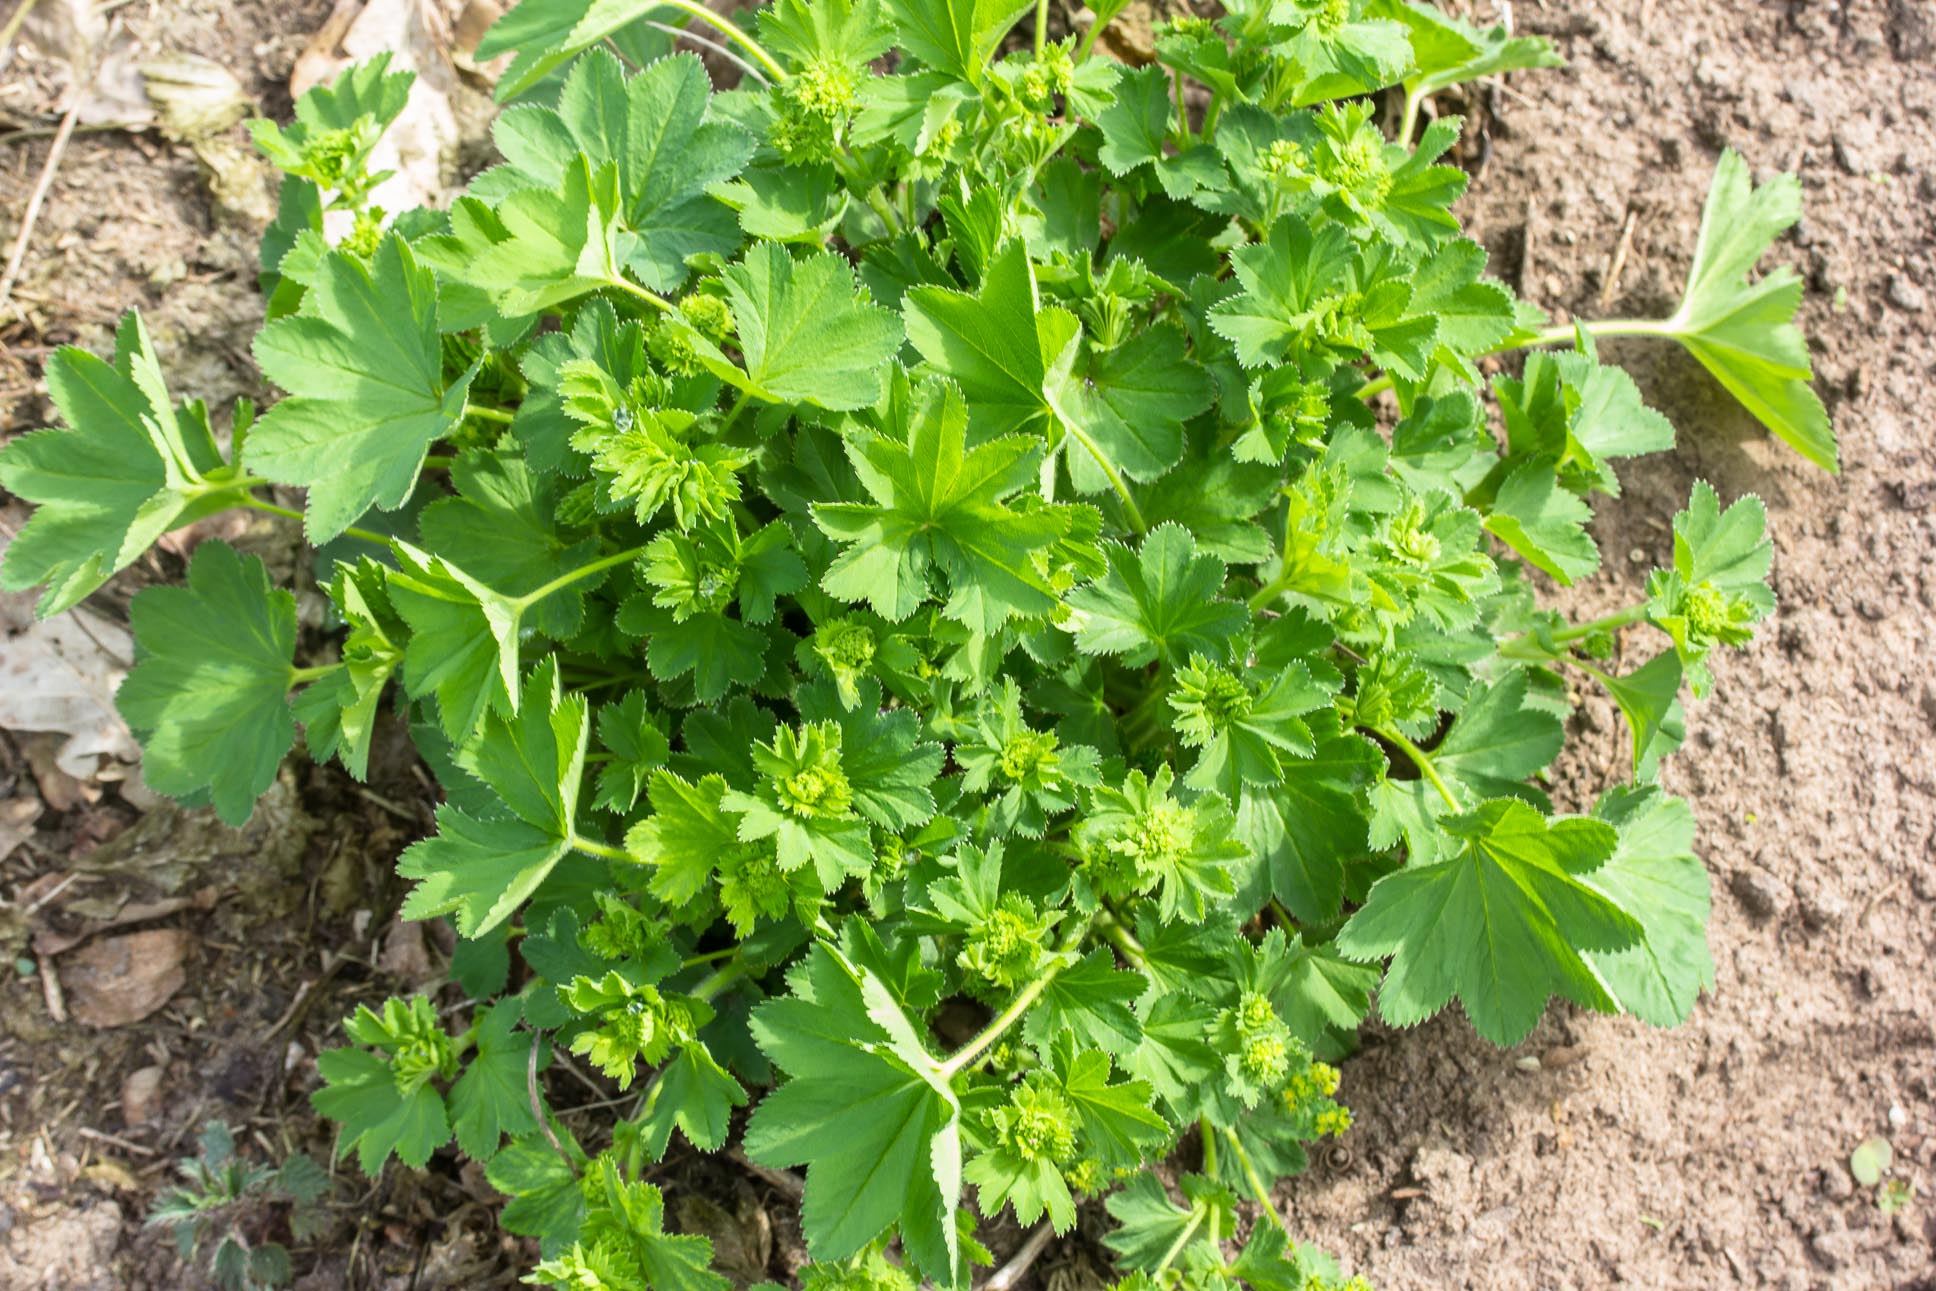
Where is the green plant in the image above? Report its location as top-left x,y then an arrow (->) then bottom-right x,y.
146,1122 -> 331,1290
3,0 -> 1834,1287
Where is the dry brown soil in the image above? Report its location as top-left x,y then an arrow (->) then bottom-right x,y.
0,1 -> 1931,1289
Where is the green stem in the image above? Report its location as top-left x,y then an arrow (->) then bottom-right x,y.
1247,569 -> 1296,611
604,274 -> 674,314
1075,9 -> 1108,61
422,454 -> 457,470
1499,603 -> 1651,661
681,946 -> 739,969
716,389 -> 754,438
570,835 -> 634,863
1199,1115 -> 1218,1178
940,920 -> 1092,1079
1054,422 -> 1147,532
514,545 -> 649,609
241,496 -> 391,548
467,405 -> 515,426
1377,727 -> 1462,814
1223,1128 -> 1287,1233
288,662 -> 343,687
653,0 -> 788,81
1033,0 -> 1049,56
1354,317 -> 1688,403
1151,1209 -> 1206,1280
1096,910 -> 1147,969
1397,85 -> 1423,151
1171,66 -> 1191,145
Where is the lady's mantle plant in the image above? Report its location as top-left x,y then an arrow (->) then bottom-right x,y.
0,0 -> 1833,1286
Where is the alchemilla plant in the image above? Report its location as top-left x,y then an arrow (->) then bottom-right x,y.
0,0 -> 1834,1285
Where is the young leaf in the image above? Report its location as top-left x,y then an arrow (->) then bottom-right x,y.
813,377 -> 1070,631
883,0 -> 1031,85
397,658 -> 590,936
0,313 -> 232,616
1066,524 -> 1247,667
249,236 -> 476,541
117,542 -> 299,826
1657,149 -> 1835,471
685,242 -> 905,410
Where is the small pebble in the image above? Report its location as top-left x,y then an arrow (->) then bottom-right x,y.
1730,865 -> 1790,920
1886,276 -> 1927,312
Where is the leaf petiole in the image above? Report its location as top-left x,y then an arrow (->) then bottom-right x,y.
1377,727 -> 1464,814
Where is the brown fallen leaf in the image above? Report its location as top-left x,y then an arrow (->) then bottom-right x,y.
32,886 -> 220,957
60,928 -> 191,1028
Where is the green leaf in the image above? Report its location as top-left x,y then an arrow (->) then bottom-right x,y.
636,1041 -> 750,1157
249,236 -> 476,541
1392,2 -> 1560,101
1584,787 -> 1713,1027
397,658 -> 589,936
0,312 -> 231,616
814,377 -> 1070,631
1658,149 -> 1835,471
1066,524 -> 1246,667
627,770 -> 741,906
592,690 -> 671,813
688,242 -> 904,410
745,942 -> 962,1284
1022,947 -> 1145,1057
117,541 -> 299,826
1594,651 -> 1685,781
1048,321 -> 1213,494
460,155 -> 636,316
1369,668 -> 1564,863
418,450 -> 595,638
448,1002 -> 541,1158
883,0 -> 1031,84
311,1048 -> 450,1174
1482,455 -> 1600,585
489,1133 -> 588,1255
1104,1174 -> 1234,1274
1045,1037 -> 1168,1169
386,544 -> 521,744
481,0 -> 666,101
1337,798 -> 1642,1044
1095,65 -> 1227,199
481,50 -> 750,291
902,241 -> 1069,439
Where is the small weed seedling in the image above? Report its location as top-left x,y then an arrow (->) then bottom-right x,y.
146,1122 -> 330,1290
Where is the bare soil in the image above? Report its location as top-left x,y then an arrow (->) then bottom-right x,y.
0,1 -> 1931,1289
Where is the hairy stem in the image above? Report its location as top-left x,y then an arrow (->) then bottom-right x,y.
514,545 -> 649,609
1356,317 -> 1691,403
241,496 -> 392,548
1377,727 -> 1463,814
940,920 -> 1092,1079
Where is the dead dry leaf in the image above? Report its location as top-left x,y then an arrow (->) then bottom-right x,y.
0,587 -> 140,779
60,928 -> 190,1028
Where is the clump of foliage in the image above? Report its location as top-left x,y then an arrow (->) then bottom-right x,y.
146,1122 -> 331,1291
4,0 -> 1834,1286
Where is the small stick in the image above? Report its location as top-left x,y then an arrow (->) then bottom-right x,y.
1597,207 -> 1639,313
982,1223 -> 1055,1291
37,953 -> 65,1022
643,20 -> 770,86
0,88 -> 77,316
0,0 -> 44,63
728,1145 -> 805,1200
529,1039 -> 569,1161
78,1125 -> 156,1157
